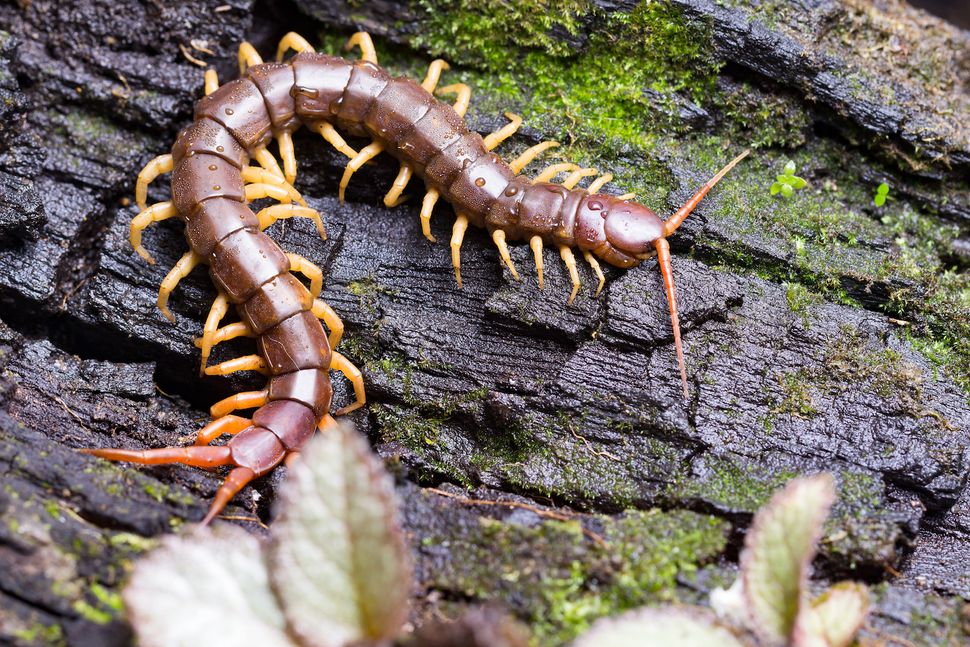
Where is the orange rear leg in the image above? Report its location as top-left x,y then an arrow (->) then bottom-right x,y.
194,415 -> 251,446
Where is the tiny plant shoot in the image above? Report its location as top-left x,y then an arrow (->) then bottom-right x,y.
771,160 -> 808,198
874,182 -> 890,207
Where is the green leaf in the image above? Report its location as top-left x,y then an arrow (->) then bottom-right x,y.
798,582 -> 870,647
877,182 -> 889,195
777,174 -> 791,183
123,526 -> 295,647
781,183 -> 793,197
741,474 -> 835,644
268,421 -> 410,647
789,176 -> 807,189
771,183 -> 781,195
784,160 -> 796,174
874,194 -> 886,207
573,606 -> 749,647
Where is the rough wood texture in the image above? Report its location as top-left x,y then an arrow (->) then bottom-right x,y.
0,0 -> 968,645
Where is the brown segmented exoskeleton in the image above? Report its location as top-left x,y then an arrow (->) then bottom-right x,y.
84,32 -> 748,523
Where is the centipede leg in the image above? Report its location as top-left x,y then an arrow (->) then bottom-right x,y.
491,229 -> 520,281
158,251 -> 202,323
130,201 -> 177,264
437,83 -> 471,118
451,213 -> 469,288
276,31 -> 314,61
245,183 -> 302,207
237,42 -> 263,74
583,250 -> 606,296
419,189 -> 440,242
204,354 -> 269,377
210,390 -> 269,419
561,167 -> 598,190
286,252 -> 323,297
252,146 -> 285,180
199,293 -> 230,374
484,112 -> 522,151
204,69 -> 219,96
241,167 -> 306,205
384,164 -> 413,208
311,299 -> 344,349
533,162 -> 581,184
618,192 -> 636,200
331,351 -> 366,415
201,467 -> 256,526
194,322 -> 255,356
587,172 -> 613,195
194,414 -> 251,446
559,246 -> 581,305
530,236 -> 545,289
277,131 -> 297,185
509,141 -> 560,174
135,155 -> 174,212
344,32 -> 377,64
256,204 -> 326,241
339,141 -> 384,202
312,121 -> 358,160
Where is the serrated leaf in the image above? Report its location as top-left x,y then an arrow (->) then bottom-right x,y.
771,183 -> 781,195
781,183 -> 793,197
123,526 -> 295,647
573,606 -> 749,647
741,474 -> 835,645
798,582 -> 870,647
268,421 -> 410,647
784,161 -> 796,174
790,177 -> 807,189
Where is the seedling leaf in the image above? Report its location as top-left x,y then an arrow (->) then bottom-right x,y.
573,606 -> 748,647
784,160 -> 796,174
771,183 -> 781,195
268,421 -> 410,647
741,474 -> 835,643
781,183 -> 793,197
799,582 -> 870,647
789,177 -> 807,189
124,526 -> 294,647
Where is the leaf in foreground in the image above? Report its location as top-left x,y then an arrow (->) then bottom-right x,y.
741,473 -> 835,644
572,606 -> 748,647
123,525 -> 294,647
269,421 -> 410,647
798,582 -> 870,647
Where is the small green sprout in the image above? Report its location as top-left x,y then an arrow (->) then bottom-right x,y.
770,160 -> 807,198
873,182 -> 890,207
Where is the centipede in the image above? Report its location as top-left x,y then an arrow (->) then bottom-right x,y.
82,32 -> 748,524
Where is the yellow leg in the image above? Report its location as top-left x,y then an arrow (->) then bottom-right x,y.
437,83 -> 471,118
483,112 -> 522,151
276,32 -> 314,61
451,213 -> 469,288
530,235 -> 544,289
194,322 -> 255,350
317,413 -> 338,433
311,121 -> 358,160
252,146 -> 285,180
241,166 -> 306,205
130,201 -> 177,264
561,167 -> 598,190
339,141 -> 384,202
286,252 -> 323,297
135,154 -> 174,211
384,164 -> 413,208
312,299 -> 344,349
421,59 -> 450,92
491,229 -> 520,281
331,351 -> 366,415
199,293 -> 230,375
344,32 -> 377,64
256,204 -> 327,241
583,251 -> 606,296
533,163 -> 580,184
509,141 -> 560,174
210,390 -> 269,419
587,173 -> 613,195
204,69 -> 219,96
277,131 -> 296,185
618,192 -> 636,200
194,415 -> 251,446
419,189 -> 440,243
559,246 -> 581,305
245,183 -> 297,206
158,251 -> 202,323
237,42 -> 263,74
204,354 -> 269,377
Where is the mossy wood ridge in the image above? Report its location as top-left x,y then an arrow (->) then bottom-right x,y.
0,0 -> 968,645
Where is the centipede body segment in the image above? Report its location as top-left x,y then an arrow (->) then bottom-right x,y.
85,32 -> 748,524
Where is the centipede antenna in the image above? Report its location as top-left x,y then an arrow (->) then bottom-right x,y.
663,149 -> 750,237
655,238 -> 689,399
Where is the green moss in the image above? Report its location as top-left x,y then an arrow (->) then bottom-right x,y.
668,458 -> 796,512
12,622 -> 64,646
424,507 -> 727,644
771,369 -> 819,418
